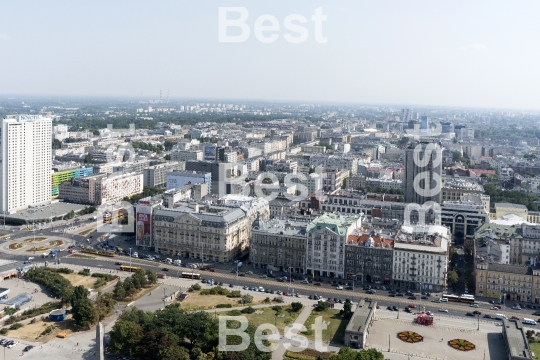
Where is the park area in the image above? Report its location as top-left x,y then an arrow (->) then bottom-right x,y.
302,307 -> 348,343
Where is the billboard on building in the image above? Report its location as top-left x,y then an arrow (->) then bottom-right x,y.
135,205 -> 152,248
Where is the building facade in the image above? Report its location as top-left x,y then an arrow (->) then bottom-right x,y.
345,233 -> 394,284
0,115 -> 52,213
392,224 -> 450,292
152,203 -> 250,262
306,213 -> 362,278
404,142 -> 442,205
250,218 -> 308,274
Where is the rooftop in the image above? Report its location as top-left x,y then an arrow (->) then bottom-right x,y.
306,213 -> 361,235
502,319 -> 533,359
345,299 -> 376,334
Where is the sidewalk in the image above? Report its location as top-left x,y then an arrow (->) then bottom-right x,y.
271,305 -> 313,360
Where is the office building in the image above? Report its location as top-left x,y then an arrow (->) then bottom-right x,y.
143,162 -> 185,187
166,170 -> 211,193
0,115 -> 52,214
404,142 -> 442,204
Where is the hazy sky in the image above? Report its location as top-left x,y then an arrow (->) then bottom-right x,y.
1,1 -> 539,109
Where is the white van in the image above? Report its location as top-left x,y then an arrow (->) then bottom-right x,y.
166,258 -> 172,264
173,259 -> 182,266
495,314 -> 507,320
523,318 -> 537,325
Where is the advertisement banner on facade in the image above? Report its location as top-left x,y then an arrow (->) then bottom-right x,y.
135,205 -> 152,247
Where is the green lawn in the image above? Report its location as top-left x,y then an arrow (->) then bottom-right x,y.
302,308 -> 348,343
222,305 -> 302,333
530,342 -> 540,359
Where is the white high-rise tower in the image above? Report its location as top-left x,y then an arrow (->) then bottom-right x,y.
0,115 -> 52,214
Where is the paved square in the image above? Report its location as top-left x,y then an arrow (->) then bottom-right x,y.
367,311 -> 507,360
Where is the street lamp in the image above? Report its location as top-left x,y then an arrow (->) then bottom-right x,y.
288,267 -> 294,294
352,275 -> 357,303
129,248 -> 132,272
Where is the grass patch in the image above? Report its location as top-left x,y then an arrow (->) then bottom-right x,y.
302,308 -> 348,343
530,342 -> 540,359
79,228 -> 95,236
116,283 -> 160,305
228,305 -> 302,334
179,292 -> 255,311
24,237 -> 47,242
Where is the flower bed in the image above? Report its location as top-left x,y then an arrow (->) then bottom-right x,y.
8,243 -> 23,250
24,237 -> 47,242
49,240 -> 63,246
397,331 -> 423,343
26,247 -> 49,252
448,339 -> 475,351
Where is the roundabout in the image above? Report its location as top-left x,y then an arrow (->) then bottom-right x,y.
2,235 -> 74,255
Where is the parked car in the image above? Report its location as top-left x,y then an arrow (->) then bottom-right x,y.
483,314 -> 492,318
438,308 -> 449,313
336,286 -> 343,290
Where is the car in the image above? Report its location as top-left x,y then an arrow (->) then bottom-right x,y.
388,293 -> 396,297
277,291 -> 283,295
511,306 -> 521,310
393,306 -> 399,311
421,296 -> 428,300
260,275 -> 267,278
229,284 -> 234,288
314,282 -> 322,286
367,289 -> 376,294
438,308 -> 449,312
387,306 -> 393,311
336,286 -> 343,290
408,296 -> 417,300
472,310 -> 482,315
243,286 -> 248,290
404,307 -> 412,313
115,262 -> 122,265
295,293 -> 301,298
483,314 -> 492,318
283,291 -> 289,296
470,303 -> 479,308
161,268 -> 169,272
426,311 -> 434,316
491,306 -> 501,310
396,293 -> 404,297
246,271 -> 253,275
23,345 -> 34,352
7,341 -> 18,348
510,316 -> 520,321
308,295 -> 314,300
532,311 -> 540,316
466,312 -> 475,317
408,304 -> 416,308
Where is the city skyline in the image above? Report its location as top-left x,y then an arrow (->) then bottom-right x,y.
1,1 -> 539,110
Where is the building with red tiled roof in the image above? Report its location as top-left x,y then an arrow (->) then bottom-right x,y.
345,232 -> 394,284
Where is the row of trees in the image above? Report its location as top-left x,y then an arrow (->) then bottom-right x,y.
113,268 -> 157,300
109,304 -> 271,360
484,183 -> 539,211
123,186 -> 165,204
24,268 -> 117,329
131,141 -> 164,154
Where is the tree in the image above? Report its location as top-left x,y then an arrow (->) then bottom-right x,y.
92,129 -> 100,136
447,270 -> 459,287
146,269 -> 157,284
95,293 -> 117,320
291,302 -> 303,312
72,298 -> 98,328
110,320 -> 144,358
114,280 -> 126,300
240,294 -> 253,304
164,154 -> 171,160
341,301 -> 353,318
334,347 -> 385,360
84,154 -> 93,164
52,139 -> 62,149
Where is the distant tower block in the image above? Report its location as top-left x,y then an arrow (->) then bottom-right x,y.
96,322 -> 104,360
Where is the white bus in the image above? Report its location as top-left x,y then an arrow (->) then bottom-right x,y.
523,318 -> 537,325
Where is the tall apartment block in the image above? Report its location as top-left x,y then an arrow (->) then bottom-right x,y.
0,115 -> 52,214
404,142 -> 442,205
